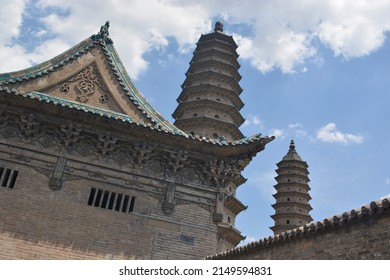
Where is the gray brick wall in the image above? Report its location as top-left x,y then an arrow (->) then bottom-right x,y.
0,149 -> 218,259
212,210 -> 390,260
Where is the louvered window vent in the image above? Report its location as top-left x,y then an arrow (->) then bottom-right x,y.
87,187 -> 135,214
0,167 -> 18,189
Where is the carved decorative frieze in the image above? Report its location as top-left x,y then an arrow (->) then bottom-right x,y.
37,133 -> 58,148
0,113 -> 17,138
112,149 -> 131,165
202,159 -> 241,188
148,160 -> 164,177
182,164 -> 204,184
75,142 -> 95,157
19,114 -> 40,139
129,143 -> 155,166
0,110 -> 248,194
165,151 -> 188,178
60,123 -> 82,147
59,64 -> 109,103
96,133 -> 117,155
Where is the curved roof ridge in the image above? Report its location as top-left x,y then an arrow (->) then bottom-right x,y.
100,41 -> 185,135
231,133 -> 274,145
0,22 -> 186,136
0,38 -> 94,83
205,196 -> 390,259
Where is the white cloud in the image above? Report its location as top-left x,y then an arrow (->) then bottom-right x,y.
385,178 -> 390,185
36,0 -> 212,79
0,0 -> 26,43
2,0 -> 390,77
286,122 -> 315,141
270,128 -> 284,138
230,0 -> 390,72
0,0 -> 30,72
243,115 -> 263,128
288,123 -> 303,129
316,123 -> 364,144
0,45 -> 31,73
33,29 -> 48,37
28,39 -> 71,66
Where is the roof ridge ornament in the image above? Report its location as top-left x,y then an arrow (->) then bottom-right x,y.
91,21 -> 113,44
99,21 -> 110,38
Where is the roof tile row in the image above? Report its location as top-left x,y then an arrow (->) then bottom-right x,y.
206,197 -> 390,259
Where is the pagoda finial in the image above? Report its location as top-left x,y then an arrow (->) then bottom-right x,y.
289,140 -> 295,150
214,21 -> 224,32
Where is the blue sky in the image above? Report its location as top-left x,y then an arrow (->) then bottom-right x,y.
1,0 -> 389,243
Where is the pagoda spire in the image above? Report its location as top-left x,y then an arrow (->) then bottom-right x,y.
172,21 -> 245,141
270,140 -> 313,235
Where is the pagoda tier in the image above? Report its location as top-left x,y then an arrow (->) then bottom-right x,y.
270,140 -> 313,234
173,22 -> 245,141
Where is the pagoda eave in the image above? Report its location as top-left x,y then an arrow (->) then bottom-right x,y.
225,195 -> 247,215
217,223 -> 245,247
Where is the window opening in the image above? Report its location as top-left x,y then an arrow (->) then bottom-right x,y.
87,188 -> 96,206
101,190 -> 110,208
1,169 -> 11,187
129,197 -> 136,212
94,189 -> 103,207
115,194 -> 123,212
9,170 -> 18,189
87,187 -> 135,214
0,167 -> 19,189
108,192 -> 116,210
122,195 -> 130,213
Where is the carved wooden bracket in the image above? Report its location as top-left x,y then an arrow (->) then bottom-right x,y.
48,157 -> 67,191
165,150 -> 188,178
60,123 -> 82,147
96,133 -> 117,155
162,182 -> 176,214
202,159 -> 241,188
19,114 -> 40,139
213,191 -> 227,224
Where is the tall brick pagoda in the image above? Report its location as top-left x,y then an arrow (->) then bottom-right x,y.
270,140 -> 313,234
172,21 -> 245,141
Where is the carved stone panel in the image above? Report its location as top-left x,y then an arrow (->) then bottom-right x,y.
60,65 -> 109,103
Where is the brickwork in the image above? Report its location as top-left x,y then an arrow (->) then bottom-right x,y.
207,199 -> 390,260
0,145 -> 218,259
